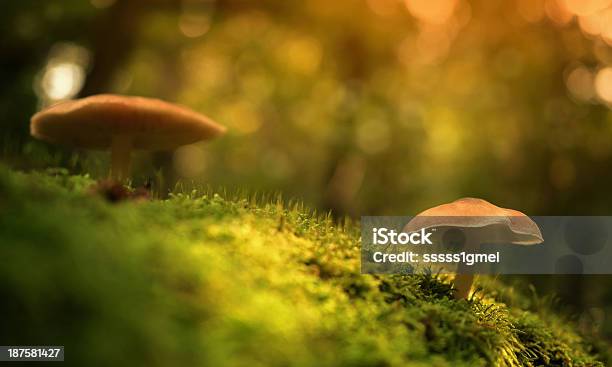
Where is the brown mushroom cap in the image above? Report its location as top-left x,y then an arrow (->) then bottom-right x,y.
31,94 -> 226,150
403,197 -> 543,245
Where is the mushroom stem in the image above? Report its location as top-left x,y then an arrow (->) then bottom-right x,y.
110,135 -> 133,181
453,237 -> 478,300
453,273 -> 474,300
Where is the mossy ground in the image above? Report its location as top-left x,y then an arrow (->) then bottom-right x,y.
0,166 -> 608,367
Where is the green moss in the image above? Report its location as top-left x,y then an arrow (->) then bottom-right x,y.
0,166 -> 606,367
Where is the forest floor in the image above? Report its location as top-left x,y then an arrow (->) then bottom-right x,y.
0,166 -> 608,367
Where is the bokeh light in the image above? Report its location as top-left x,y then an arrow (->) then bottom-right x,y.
404,0 -> 458,25
545,0 -> 574,25
565,65 -> 595,101
41,63 -> 84,100
17,0 -> 612,216
578,13 -> 602,36
424,108 -> 461,161
280,36 -> 323,75
179,14 -> 211,38
594,67 -> 612,103
562,0 -> 611,16
35,43 -> 89,106
219,101 -> 262,135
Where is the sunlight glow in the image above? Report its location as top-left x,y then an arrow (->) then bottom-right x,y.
404,0 -> 458,25
578,13 -> 603,35
599,9 -> 612,42
562,0 -> 611,16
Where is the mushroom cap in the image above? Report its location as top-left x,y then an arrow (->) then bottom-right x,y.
403,197 -> 543,245
31,94 -> 226,150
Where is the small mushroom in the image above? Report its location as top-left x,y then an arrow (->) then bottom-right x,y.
30,94 -> 226,181
403,198 -> 543,300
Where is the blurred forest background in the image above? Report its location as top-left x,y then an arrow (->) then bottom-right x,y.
3,0 -> 612,343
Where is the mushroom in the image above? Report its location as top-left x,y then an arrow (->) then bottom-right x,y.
403,198 -> 543,300
30,94 -> 226,181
